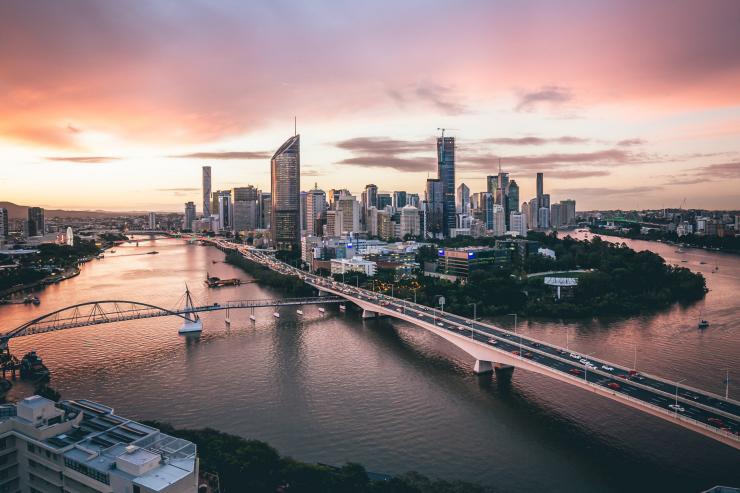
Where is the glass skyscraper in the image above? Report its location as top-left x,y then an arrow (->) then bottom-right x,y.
271,135 -> 301,250
437,136 -> 455,237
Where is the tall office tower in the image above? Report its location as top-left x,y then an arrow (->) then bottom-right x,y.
550,202 -> 562,227
400,205 -> 420,238
300,191 -> 308,232
377,210 -> 394,240
528,198 -> 539,229
325,210 -> 343,236
377,193 -> 392,210
541,193 -> 551,209
424,178 -> 444,238
217,191 -> 232,230
259,192 -> 272,229
505,179 -> 519,228
392,191 -> 407,210
366,206 -> 379,236
233,186 -> 261,232
510,212 -> 527,236
184,202 -> 196,230
202,166 -> 212,218
271,135 -> 301,250
327,188 -> 350,209
305,184 -> 327,236
492,204 -> 506,236
561,199 -> 576,224
456,183 -> 470,213
496,171 -> 509,206
27,207 -> 45,237
521,202 -> 529,229
148,212 -> 156,230
486,175 -> 498,195
407,193 -> 420,208
482,192 -> 494,230
336,194 -> 360,234
538,207 -> 550,229
536,172 -> 544,209
364,184 -> 378,214
0,208 -> 8,238
437,135 -> 456,237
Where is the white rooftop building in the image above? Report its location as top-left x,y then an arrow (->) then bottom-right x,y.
330,256 -> 377,276
0,396 -> 198,493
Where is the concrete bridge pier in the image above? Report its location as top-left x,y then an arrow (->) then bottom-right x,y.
361,309 -> 378,319
473,360 -> 493,374
494,363 -> 515,382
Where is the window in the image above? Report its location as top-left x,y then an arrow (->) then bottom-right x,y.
63,458 -> 110,486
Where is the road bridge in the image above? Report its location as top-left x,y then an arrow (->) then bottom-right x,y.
208,238 -> 740,450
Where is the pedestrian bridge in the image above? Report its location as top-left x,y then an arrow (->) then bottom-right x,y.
210,239 -> 740,450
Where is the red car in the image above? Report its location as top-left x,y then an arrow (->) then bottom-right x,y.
511,350 -> 520,355
617,374 -> 628,379
569,368 -> 582,375
708,418 -> 724,426
607,382 -> 620,390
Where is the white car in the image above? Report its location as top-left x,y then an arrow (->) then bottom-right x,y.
569,353 -> 581,359
437,322 -> 444,327
668,404 -> 685,412
601,365 -> 614,371
579,359 -> 589,364
487,338 -> 497,345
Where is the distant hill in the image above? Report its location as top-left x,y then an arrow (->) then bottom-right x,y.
0,201 -> 147,219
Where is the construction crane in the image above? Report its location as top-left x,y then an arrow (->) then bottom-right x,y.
679,197 -> 687,210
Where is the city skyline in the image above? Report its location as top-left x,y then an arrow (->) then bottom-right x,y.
2,1 -> 740,211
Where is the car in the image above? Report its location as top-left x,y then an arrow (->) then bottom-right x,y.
668,404 -> 685,412
511,350 -> 520,355
607,382 -> 620,390
523,352 -> 534,358
558,349 -> 567,355
396,308 -> 402,312
579,359 -> 589,364
532,342 -> 541,348
617,374 -> 627,379
708,417 -> 724,426
569,368 -> 582,375
601,365 -> 614,371
487,338 -> 497,345
437,322 -> 444,327
570,353 -> 582,359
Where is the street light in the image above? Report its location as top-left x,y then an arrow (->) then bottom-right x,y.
403,298 -> 411,314
675,378 -> 687,416
507,313 -> 520,357
583,351 -> 598,383
469,302 -> 480,338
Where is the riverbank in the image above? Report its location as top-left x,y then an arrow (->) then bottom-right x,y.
225,251 -> 314,296
588,226 -> 740,255
0,266 -> 81,300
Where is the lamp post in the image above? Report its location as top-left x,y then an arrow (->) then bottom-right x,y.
675,378 -> 687,416
724,369 -> 730,400
403,298 -> 410,315
507,313 -> 520,357
469,302 -> 479,338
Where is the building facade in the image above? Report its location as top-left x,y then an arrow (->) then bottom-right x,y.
27,208 -> 45,237
271,135 -> 301,250
184,202 -> 196,231
437,136 -> 456,237
202,166 -> 211,218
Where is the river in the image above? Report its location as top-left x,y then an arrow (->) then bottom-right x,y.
0,234 -> 737,492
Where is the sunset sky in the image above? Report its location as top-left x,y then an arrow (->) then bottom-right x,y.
1,0 -> 739,212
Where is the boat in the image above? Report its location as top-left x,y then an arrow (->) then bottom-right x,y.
675,248 -> 685,253
249,315 -> 256,321
698,320 -> 709,329
318,307 -> 325,313
110,250 -> 116,253
273,312 -> 280,318
178,284 -> 202,334
20,351 -> 50,381
339,304 -> 346,311
699,261 -> 707,265
296,309 -> 303,315
147,251 -> 159,255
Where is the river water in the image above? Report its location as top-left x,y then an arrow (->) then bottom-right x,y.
0,235 -> 738,492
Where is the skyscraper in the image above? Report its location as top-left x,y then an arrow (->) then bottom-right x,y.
202,166 -> 212,218
233,186 -> 260,232
538,207 -> 550,229
392,191 -> 407,210
456,183 -> 470,214
259,192 -> 272,229
148,212 -> 156,230
305,184 -> 327,236
407,193 -> 420,208
492,204 -> 506,236
271,135 -> 301,250
486,175 -> 498,196
0,208 -> 8,238
510,212 -> 527,236
364,184 -> 378,210
506,180 -> 519,229
425,178 -> 444,238
561,199 -> 576,224
377,193 -> 392,210
536,172 -> 544,209
550,202 -> 562,227
336,194 -> 360,234
400,205 -> 420,238
300,191 -> 308,232
184,202 -> 196,231
437,135 -> 455,237
27,207 -> 44,237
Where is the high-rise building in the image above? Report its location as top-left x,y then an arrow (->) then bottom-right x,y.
377,193 -> 392,210
486,175 -> 498,196
538,207 -> 550,229
271,135 -> 301,250
424,178 -> 444,238
456,183 -> 470,214
366,206 -> 379,236
364,184 -> 378,209
325,210 -> 342,237
551,203 -> 562,227
541,193 -> 551,209
184,202 -> 196,231
400,205 -> 420,238
561,199 -> 576,224
202,166 -> 212,218
536,172 -> 544,209
259,192 -> 271,229
233,186 -> 260,232
492,204 -> 506,236
148,212 -> 156,230
305,185 -> 327,236
27,207 -> 45,237
437,135 -> 456,237
407,193 -> 420,208
212,191 -> 232,231
336,194 -> 360,234
392,191 -> 407,210
496,171 -> 509,206
506,180 -> 519,228
0,395 -> 198,493
0,208 -> 8,238
327,188 -> 350,209
510,212 -> 527,236
377,210 -> 394,240
528,198 -> 539,229
300,191 -> 308,232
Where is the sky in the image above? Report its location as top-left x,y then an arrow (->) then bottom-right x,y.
1,0 -> 739,212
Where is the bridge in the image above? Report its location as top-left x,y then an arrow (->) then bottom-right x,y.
0,295 -> 343,348
207,238 -> 740,450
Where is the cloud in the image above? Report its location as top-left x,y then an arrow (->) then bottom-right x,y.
617,138 -> 646,146
484,136 -> 589,146
461,148 -> 640,172
338,155 -> 433,173
549,169 -> 611,179
691,161 -> 740,178
336,137 -> 430,154
387,81 -> 468,115
46,156 -> 119,163
170,151 -> 271,160
335,136 -> 434,173
553,186 -> 660,197
515,86 -> 573,112
156,187 -> 199,192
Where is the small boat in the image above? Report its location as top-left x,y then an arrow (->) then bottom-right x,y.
699,261 -> 707,265
296,309 -> 303,315
147,251 -> 159,255
680,260 -> 688,263
273,312 -> 280,318
110,250 -> 116,253
698,320 -> 709,329
318,307 -> 325,313
339,304 -> 346,312
249,315 -> 256,321
225,317 -> 230,324
20,351 -> 50,381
